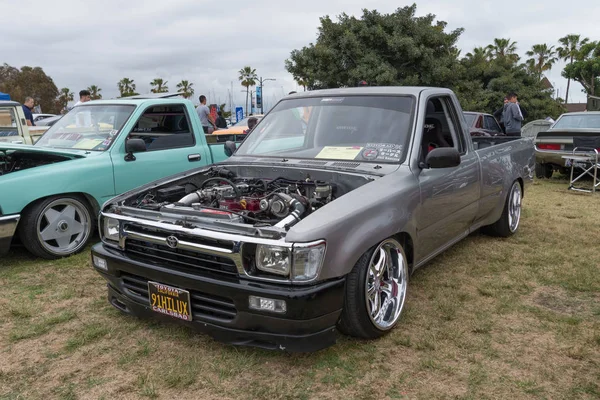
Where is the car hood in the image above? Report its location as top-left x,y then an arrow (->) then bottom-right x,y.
0,143 -> 96,158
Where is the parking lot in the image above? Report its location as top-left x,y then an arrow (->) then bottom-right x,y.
0,178 -> 598,400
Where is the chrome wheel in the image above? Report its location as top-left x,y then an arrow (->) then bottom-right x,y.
365,239 -> 408,331
508,182 -> 522,233
35,198 -> 91,256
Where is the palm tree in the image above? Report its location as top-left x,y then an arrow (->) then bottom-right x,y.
118,78 -> 136,97
238,66 -> 257,115
296,78 -> 308,91
486,38 -> 519,63
150,78 -> 169,93
176,80 -> 194,99
87,85 -> 102,100
557,34 -> 590,103
465,46 -> 489,63
526,44 -> 558,79
58,88 -> 73,112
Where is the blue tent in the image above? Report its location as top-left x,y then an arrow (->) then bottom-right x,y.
0,92 -> 10,100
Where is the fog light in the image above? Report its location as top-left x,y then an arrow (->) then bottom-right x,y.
248,295 -> 286,314
93,255 -> 107,271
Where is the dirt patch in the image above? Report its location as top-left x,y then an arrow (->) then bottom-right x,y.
528,286 -> 598,316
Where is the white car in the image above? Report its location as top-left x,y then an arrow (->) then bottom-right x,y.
32,113 -> 57,123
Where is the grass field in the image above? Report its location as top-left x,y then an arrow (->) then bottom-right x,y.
0,178 -> 599,400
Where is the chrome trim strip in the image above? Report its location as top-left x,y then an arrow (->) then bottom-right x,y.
102,211 -> 291,247
0,214 -> 20,239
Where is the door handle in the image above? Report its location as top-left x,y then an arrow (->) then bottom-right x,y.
188,154 -> 201,162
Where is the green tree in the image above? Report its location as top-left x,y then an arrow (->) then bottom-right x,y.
239,66 -> 257,115
219,103 -> 231,118
557,34 -> 590,102
150,78 -> 169,93
57,88 -> 74,112
562,41 -> 600,97
486,38 -> 520,64
526,44 -> 557,79
118,78 -> 137,97
0,63 -> 60,113
176,80 -> 194,99
456,43 -> 564,120
87,85 -> 102,100
285,5 -> 463,89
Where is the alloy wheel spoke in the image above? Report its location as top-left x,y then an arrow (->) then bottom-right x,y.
60,205 -> 77,221
55,234 -> 73,249
40,222 -> 61,241
43,208 -> 61,225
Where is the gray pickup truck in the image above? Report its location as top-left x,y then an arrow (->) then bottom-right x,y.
91,87 -> 535,352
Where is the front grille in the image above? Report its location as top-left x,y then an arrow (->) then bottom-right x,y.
121,273 -> 237,321
124,238 -> 238,277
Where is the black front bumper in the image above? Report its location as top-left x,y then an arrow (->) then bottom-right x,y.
91,243 -> 346,352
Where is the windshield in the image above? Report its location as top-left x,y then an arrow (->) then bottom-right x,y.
235,96 -> 414,163
35,105 -> 135,151
463,113 -> 477,127
553,114 -> 600,130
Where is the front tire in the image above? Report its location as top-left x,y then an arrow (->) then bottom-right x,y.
337,238 -> 409,339
481,180 -> 522,237
18,195 -> 93,259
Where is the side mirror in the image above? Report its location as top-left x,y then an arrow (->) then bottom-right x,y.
424,147 -> 461,169
124,138 -> 146,161
224,140 -> 236,157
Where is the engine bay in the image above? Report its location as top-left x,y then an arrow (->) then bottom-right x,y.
0,150 -> 73,176
125,166 -> 340,230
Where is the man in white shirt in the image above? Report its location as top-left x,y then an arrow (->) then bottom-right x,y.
74,90 -> 92,126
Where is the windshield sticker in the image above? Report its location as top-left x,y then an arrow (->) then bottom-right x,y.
109,129 -> 118,136
72,139 -> 104,150
316,146 -> 363,160
363,143 -> 403,161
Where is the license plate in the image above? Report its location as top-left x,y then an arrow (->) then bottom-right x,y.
148,281 -> 192,321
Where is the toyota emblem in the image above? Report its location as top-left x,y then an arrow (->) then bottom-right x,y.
166,235 -> 179,249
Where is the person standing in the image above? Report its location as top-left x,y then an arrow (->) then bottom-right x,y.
74,90 -> 92,126
196,95 -> 216,134
22,97 -> 35,126
503,93 -> 524,136
215,111 -> 227,129
74,90 -> 91,107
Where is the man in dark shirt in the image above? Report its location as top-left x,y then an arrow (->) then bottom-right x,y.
22,97 -> 35,126
215,111 -> 228,129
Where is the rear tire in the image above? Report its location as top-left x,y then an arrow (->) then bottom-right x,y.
18,195 -> 94,259
337,238 -> 409,339
481,180 -> 522,237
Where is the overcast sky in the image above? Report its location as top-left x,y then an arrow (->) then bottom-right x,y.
1,0 -> 597,111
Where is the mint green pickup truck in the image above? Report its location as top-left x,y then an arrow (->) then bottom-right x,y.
0,99 -> 231,259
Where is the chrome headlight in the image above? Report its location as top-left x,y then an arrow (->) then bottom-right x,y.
292,242 -> 326,281
255,245 -> 290,276
102,217 -> 120,242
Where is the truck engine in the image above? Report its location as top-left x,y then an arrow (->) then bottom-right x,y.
126,167 -> 336,230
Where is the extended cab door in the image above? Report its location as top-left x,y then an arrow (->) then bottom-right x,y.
414,95 -> 481,260
110,102 -> 210,193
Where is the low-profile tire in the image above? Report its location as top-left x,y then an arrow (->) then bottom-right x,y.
337,238 -> 409,339
18,195 -> 94,259
481,180 -> 522,238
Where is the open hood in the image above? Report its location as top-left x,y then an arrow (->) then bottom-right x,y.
0,143 -> 91,158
